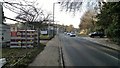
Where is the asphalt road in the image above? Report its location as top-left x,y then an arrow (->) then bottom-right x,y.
58,34 -> 119,66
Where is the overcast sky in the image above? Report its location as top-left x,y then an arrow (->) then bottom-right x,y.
2,0 -> 98,28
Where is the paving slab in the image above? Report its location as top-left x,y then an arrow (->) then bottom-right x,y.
29,36 -> 61,66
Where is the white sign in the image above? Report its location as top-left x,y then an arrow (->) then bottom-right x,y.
41,31 -> 48,34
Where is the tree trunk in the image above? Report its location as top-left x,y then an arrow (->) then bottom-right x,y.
25,22 -> 27,48
37,28 -> 40,48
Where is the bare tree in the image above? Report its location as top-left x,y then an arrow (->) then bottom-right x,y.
3,0 -> 44,22
59,0 -> 102,13
59,0 -> 82,12
59,0 -> 103,34
2,0 -> 52,47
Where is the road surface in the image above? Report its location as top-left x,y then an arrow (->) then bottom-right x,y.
58,34 -> 119,66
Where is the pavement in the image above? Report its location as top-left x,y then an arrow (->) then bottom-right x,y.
40,40 -> 49,45
29,35 -> 61,66
81,37 -> 120,51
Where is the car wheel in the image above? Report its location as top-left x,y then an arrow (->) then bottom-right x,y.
91,36 -> 94,38
100,36 -> 103,38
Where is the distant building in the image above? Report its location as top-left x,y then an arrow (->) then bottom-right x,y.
40,25 -> 55,39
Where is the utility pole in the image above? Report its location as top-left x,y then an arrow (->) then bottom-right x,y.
53,2 -> 60,36
53,3 -> 55,36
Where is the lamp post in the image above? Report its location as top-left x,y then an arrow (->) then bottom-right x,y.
53,2 -> 60,35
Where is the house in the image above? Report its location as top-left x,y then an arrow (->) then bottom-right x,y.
10,30 -> 37,48
0,3 -> 2,47
0,23 -> 11,47
0,3 -> 11,47
10,24 -> 37,48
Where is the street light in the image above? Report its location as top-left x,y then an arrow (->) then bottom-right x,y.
53,2 -> 61,35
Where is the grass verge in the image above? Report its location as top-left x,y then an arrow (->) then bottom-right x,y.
2,43 -> 45,68
40,34 -> 54,40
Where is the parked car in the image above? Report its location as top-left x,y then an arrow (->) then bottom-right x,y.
69,33 -> 76,37
67,32 -> 71,35
89,32 -> 104,38
64,32 -> 67,35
